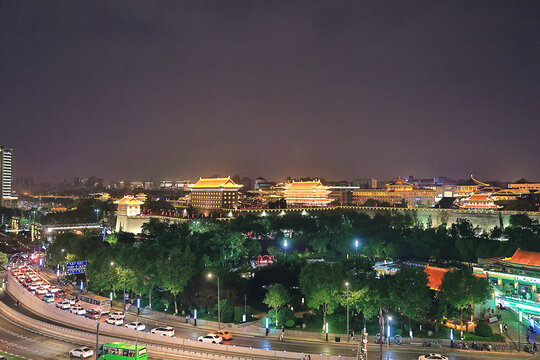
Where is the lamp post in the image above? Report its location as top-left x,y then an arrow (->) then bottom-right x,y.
207,273 -> 221,330
326,322 -> 329,342
519,310 -> 522,351
354,239 -> 359,256
387,315 -> 392,359
345,282 -> 350,342
283,239 -> 288,254
94,209 -> 100,222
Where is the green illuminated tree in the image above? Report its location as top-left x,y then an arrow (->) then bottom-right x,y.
299,262 -> 344,331
263,283 -> 290,327
439,267 -> 492,335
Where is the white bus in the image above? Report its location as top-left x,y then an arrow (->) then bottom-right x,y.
77,293 -> 112,314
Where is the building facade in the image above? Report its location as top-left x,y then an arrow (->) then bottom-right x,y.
352,177 -> 437,208
189,177 -> 242,211
455,175 -> 489,198
0,145 -> 16,207
509,179 -> 540,194
283,180 -> 333,207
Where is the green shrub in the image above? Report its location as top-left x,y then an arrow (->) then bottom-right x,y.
285,319 -> 295,328
213,299 -> 234,323
233,306 -> 244,323
268,307 -> 296,327
475,322 -> 492,337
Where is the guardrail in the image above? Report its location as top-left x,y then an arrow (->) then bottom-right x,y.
4,274 -> 352,360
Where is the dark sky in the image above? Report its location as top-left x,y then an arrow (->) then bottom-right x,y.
1,1 -> 539,183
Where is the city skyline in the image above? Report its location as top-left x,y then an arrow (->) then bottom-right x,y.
2,1 -> 540,182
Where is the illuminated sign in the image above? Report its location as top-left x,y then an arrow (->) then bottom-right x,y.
66,261 -> 87,275
516,276 -> 540,285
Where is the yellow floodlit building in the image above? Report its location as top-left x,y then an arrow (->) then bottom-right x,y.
455,175 -> 489,198
283,180 -> 333,207
189,177 -> 242,211
115,195 -> 144,216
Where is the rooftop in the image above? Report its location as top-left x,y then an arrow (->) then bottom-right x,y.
190,177 -> 242,189
501,248 -> 540,269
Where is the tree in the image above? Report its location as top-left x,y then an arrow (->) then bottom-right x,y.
157,248 -> 196,315
439,268 -> 492,336
299,262 -> 344,331
0,251 -> 8,266
388,267 -> 431,322
263,283 -> 290,327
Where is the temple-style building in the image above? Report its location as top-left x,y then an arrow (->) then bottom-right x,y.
115,195 -> 145,233
454,175 -> 489,198
283,180 -> 333,207
459,193 -> 500,210
352,177 -> 437,208
189,177 -> 242,211
508,178 -> 540,194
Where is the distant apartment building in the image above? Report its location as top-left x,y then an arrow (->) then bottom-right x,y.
0,145 -> 16,207
189,177 -> 242,211
74,176 -> 103,189
129,181 -> 144,189
159,180 -> 190,190
352,177 -> 437,207
144,180 -> 154,190
283,180 -> 333,207
254,177 -> 276,190
352,178 -> 377,189
328,186 -> 357,206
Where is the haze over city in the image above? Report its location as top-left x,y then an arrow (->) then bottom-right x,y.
2,1 -> 539,183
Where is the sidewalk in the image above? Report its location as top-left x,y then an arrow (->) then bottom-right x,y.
490,308 -> 533,350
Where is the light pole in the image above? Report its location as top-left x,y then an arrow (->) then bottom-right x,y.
345,282 -> 350,342
283,239 -> 288,254
94,209 -> 100,222
354,239 -> 359,256
387,315 -> 392,359
207,273 -> 221,329
519,310 -> 522,351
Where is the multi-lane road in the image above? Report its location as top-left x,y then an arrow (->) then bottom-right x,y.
1,268 -> 536,360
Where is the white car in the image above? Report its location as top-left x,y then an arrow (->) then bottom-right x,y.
418,354 -> 448,360
36,287 -> 48,295
151,326 -> 175,337
70,306 -> 86,316
197,334 -> 222,344
56,301 -> 71,310
65,297 -> 77,305
69,346 -> 94,358
40,283 -> 51,289
49,287 -> 61,293
111,311 -> 125,319
124,322 -> 145,331
106,315 -> 124,326
28,283 -> 39,291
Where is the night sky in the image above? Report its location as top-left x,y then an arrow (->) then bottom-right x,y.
1,1 -> 539,183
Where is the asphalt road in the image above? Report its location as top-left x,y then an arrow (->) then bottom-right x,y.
2,268 -> 534,360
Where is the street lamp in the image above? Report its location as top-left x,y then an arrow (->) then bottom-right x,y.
94,209 -> 100,222
207,273 -> 221,330
283,239 -> 288,253
345,282 -> 350,342
354,239 -> 359,256
387,315 -> 392,357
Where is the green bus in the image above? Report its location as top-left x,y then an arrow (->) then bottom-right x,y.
98,342 -> 148,359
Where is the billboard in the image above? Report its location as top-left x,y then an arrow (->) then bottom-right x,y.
66,261 -> 87,275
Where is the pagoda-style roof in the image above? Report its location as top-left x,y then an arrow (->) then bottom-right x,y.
425,265 -> 487,291
190,177 -> 242,189
493,189 -> 520,196
284,180 -> 329,190
425,265 -> 449,290
387,177 -> 409,186
501,248 -> 540,269
114,195 -> 144,205
513,178 -> 532,184
458,175 -> 489,187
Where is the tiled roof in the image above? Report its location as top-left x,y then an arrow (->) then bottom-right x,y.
425,265 -> 487,290
458,175 -> 489,187
502,248 -> 540,268
190,177 -> 241,189
285,181 -> 328,190
425,265 -> 449,290
114,196 -> 144,205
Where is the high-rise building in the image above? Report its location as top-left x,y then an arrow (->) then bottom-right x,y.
0,145 -> 16,207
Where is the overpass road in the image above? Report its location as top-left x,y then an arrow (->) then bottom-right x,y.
1,288 -> 534,360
